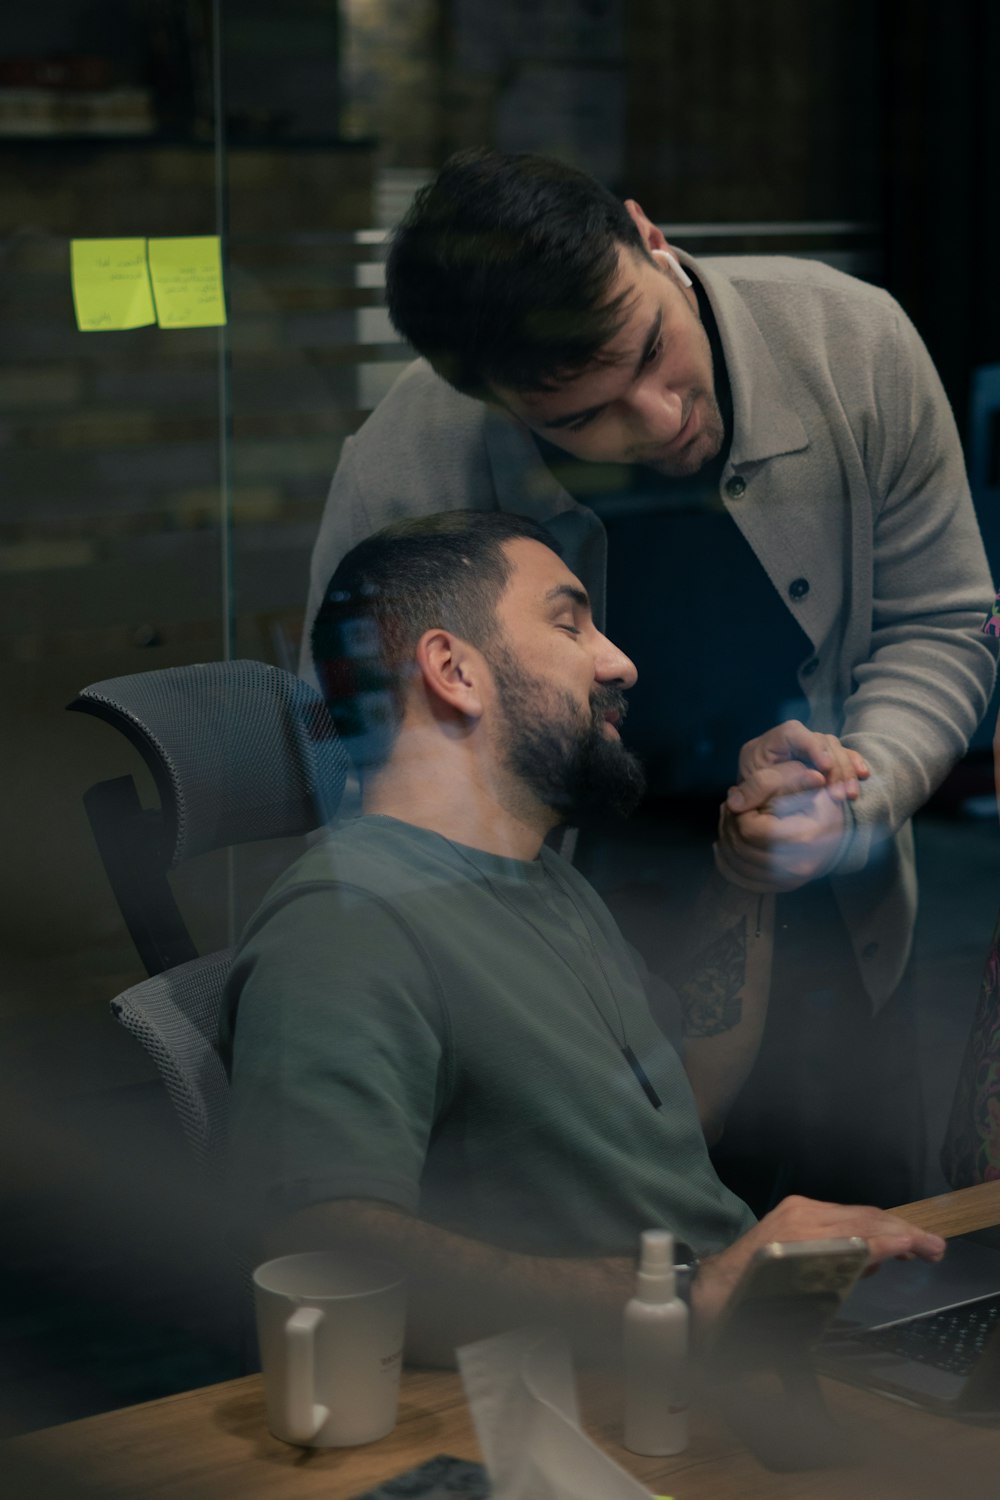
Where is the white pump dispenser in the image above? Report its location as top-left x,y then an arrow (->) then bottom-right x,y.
623,1229 -> 689,1456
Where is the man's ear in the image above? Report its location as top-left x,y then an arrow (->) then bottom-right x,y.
624,198 -> 669,254
414,628 -> 487,721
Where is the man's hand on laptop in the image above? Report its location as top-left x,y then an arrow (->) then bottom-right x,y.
693,1194 -> 947,1330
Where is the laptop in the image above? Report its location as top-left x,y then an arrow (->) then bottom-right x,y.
818,1234 -> 1000,1415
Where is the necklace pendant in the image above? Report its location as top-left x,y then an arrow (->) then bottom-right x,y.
622,1043 -> 663,1110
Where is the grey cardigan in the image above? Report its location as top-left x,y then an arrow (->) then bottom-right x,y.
302,253 -> 997,1007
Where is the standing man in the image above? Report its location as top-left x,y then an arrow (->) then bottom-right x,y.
300,149 -> 997,1212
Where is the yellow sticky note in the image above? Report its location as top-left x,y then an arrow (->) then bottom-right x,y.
70,238 -> 155,332
148,235 -> 227,329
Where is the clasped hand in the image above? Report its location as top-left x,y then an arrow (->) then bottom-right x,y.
715,720 -> 869,892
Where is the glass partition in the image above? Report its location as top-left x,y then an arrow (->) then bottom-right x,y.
2,0 -> 996,1434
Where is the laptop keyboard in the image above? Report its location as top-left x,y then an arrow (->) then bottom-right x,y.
859,1292 -> 1000,1377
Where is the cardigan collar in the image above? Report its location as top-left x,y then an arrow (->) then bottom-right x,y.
681,252 -> 809,467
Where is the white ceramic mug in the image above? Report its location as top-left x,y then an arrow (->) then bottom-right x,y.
253,1251 -> 405,1448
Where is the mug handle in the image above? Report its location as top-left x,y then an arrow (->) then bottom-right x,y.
284,1305 -> 330,1444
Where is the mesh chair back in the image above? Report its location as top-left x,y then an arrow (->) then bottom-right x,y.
74,659 -> 348,866
110,950 -> 234,1177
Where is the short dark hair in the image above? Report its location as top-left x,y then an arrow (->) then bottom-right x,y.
386,148 -> 648,398
311,510 -> 561,769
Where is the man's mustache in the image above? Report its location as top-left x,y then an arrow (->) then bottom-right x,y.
590,687 -> 629,725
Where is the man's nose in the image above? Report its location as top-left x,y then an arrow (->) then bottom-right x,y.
595,633 -> 638,689
628,380 -> 684,439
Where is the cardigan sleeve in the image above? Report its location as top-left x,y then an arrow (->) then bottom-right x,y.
835,304 -> 997,871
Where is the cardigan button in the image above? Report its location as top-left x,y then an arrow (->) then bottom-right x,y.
862,941 -> 879,960
725,475 -> 746,499
801,656 -> 819,676
788,577 -> 810,600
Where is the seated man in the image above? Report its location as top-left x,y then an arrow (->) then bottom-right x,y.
224,511 -> 944,1360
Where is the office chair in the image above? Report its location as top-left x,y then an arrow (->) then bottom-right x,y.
108,950 -> 235,1182
70,659 -> 349,1173
69,658 -> 348,977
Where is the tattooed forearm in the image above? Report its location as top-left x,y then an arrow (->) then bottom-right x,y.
673,875 -> 773,1140
675,916 -> 747,1037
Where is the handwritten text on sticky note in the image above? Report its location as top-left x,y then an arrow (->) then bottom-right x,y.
70,238 -> 156,332
148,236 -> 227,328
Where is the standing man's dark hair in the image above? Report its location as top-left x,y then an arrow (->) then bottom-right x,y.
311,509 -> 560,768
386,148 -> 649,398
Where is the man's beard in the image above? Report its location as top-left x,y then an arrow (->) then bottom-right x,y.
488,648 -> 646,822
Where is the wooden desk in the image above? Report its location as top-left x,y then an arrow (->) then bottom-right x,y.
895,1177 -> 1000,1238
8,1363 -> 1000,1500
8,1182 -> 1000,1500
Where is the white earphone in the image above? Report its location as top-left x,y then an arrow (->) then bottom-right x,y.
652,248 -> 693,289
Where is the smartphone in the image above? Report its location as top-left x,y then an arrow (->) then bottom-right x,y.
352,1453 -> 489,1499
707,1237 -> 870,1379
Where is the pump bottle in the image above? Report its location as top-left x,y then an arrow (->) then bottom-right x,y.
623,1228 -> 689,1456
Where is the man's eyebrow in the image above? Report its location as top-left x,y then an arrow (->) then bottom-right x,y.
630,307 -> 663,380
544,583 -> 591,612
539,309 -> 663,432
542,401 -> 606,433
